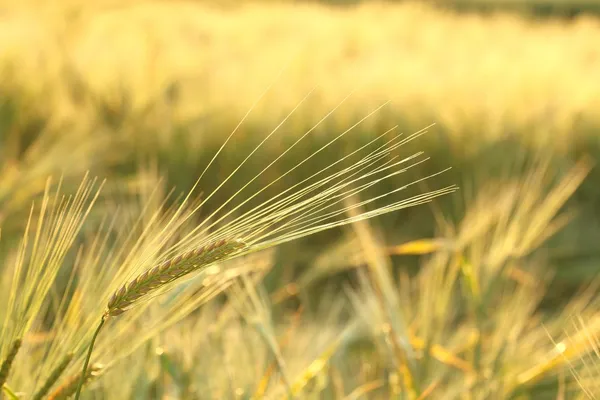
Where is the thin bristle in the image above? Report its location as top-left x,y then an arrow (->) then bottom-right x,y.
47,363 -> 103,400
106,239 -> 246,317
32,352 -> 75,400
0,338 -> 22,388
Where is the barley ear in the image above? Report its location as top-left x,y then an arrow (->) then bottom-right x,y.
32,352 -> 74,400
106,239 -> 246,317
0,338 -> 22,388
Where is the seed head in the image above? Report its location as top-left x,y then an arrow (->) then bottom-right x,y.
106,239 -> 246,317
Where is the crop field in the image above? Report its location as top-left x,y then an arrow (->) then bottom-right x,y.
0,0 -> 599,399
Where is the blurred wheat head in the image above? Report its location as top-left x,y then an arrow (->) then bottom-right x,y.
264,157 -> 598,398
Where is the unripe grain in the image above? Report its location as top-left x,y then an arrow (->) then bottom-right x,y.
106,239 -> 246,317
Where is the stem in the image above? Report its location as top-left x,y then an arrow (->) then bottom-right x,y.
74,317 -> 106,400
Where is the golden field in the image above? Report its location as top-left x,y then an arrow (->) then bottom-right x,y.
1,0 -> 600,143
0,1 -> 600,399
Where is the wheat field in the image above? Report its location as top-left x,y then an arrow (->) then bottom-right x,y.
0,0 -> 599,399
2,0 -> 600,138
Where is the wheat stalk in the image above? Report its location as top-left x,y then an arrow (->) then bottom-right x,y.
0,338 -> 22,388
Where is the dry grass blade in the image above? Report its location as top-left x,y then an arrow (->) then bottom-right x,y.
416,380 -> 440,400
32,352 -> 74,400
49,363 -> 103,400
0,338 -> 22,388
408,334 -> 475,375
106,238 -> 247,317
344,379 -> 385,400
288,337 -> 341,398
387,238 -> 449,256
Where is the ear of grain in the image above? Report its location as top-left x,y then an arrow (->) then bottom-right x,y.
48,363 -> 103,400
32,352 -> 74,400
0,338 -> 22,388
106,239 -> 247,317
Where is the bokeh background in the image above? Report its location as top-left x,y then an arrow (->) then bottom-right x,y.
2,0 -> 600,398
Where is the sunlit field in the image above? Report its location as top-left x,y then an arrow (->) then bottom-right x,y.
1,1 -> 599,399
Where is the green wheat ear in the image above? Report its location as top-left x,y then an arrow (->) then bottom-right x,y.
105,238 -> 247,317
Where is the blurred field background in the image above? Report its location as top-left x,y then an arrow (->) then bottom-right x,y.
1,0 -> 600,398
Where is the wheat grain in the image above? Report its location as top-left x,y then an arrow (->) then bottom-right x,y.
106,239 -> 247,317
0,338 -> 22,388
32,352 -> 74,400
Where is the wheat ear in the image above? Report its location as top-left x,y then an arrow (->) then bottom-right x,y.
74,238 -> 246,400
106,238 -> 247,317
0,338 -> 22,388
48,363 -> 103,400
32,352 -> 74,400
